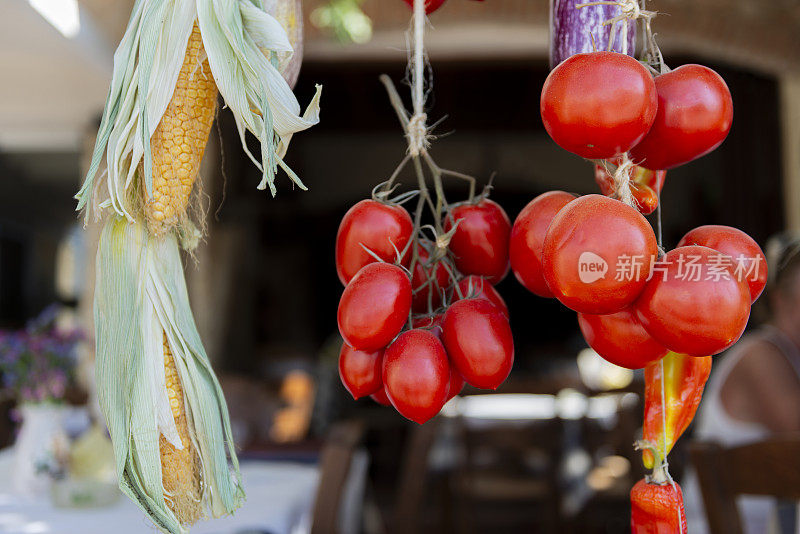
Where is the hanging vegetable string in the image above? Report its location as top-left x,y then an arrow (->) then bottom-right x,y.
409,0 -> 429,157
378,0 -> 482,322
578,2 -> 685,530
336,0 -> 515,423
654,185 -> 685,534
544,1 -> 744,531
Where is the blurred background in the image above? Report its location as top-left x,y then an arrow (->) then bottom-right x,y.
0,0 -> 798,533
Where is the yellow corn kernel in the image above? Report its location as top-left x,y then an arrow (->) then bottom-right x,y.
159,332 -> 203,525
146,23 -> 218,234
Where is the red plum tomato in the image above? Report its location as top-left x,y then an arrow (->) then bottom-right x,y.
444,199 -> 511,283
336,199 -> 413,285
339,343 -> 383,399
411,247 -> 450,312
383,329 -> 450,424
454,275 -> 509,318
442,298 -> 514,389
338,263 -> 412,351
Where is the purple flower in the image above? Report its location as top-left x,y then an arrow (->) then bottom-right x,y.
0,305 -> 82,403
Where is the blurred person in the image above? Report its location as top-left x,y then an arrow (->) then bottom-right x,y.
685,233 -> 800,534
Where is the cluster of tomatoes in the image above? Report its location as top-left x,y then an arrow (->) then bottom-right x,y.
541,51 -> 733,173
511,192 -> 766,369
335,196 -> 513,423
506,50 -> 764,369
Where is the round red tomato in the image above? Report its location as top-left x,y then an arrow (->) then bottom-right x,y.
629,65 -> 733,170
509,191 -> 576,297
339,343 -> 383,399
541,52 -> 657,159
338,263 -> 412,351
411,247 -> 451,312
634,246 -> 751,356
578,308 -> 668,369
402,0 -> 446,14
383,329 -> 450,424
336,199 -> 413,285
542,194 -> 658,314
677,225 -> 767,302
371,387 -> 392,406
441,298 -> 514,389
454,275 -> 509,318
444,199 -> 511,283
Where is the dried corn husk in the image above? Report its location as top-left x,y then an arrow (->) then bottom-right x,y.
76,0 -> 321,220
78,3 -> 319,532
267,0 -> 304,88
95,216 -> 244,533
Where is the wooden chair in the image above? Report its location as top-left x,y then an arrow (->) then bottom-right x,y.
311,420 -> 366,534
451,417 -> 564,534
391,417 -> 443,534
690,436 -> 800,534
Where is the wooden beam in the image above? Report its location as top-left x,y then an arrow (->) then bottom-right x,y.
780,74 -> 800,231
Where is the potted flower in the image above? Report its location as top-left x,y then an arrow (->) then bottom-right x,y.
0,306 -> 81,495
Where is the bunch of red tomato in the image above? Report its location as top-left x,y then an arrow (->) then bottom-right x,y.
335,195 -> 514,423
541,51 -> 733,173
508,50 -> 765,369
542,50 -> 733,217
511,191 -> 766,368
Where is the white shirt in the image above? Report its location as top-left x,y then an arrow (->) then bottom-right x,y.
683,326 -> 800,534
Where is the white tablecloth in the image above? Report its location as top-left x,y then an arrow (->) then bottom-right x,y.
0,449 -> 319,534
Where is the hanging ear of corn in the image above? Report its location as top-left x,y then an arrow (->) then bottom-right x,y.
198,0 -> 321,194
95,217 -> 244,533
160,332 -> 203,524
145,23 -> 217,234
75,0 -> 321,220
78,3 -> 318,533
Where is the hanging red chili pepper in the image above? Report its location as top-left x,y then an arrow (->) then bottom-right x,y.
642,352 -> 712,469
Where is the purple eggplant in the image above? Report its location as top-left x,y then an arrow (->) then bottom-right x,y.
550,0 -> 636,69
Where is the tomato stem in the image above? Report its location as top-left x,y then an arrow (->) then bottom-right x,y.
379,73 -> 495,324
634,439 -> 670,484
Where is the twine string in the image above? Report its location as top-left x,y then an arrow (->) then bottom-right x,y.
653,175 -> 682,534
659,358 -> 684,533
611,155 -> 635,207
575,0 -> 644,55
407,0 -> 430,157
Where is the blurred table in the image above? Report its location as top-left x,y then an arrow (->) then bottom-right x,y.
0,448 -> 319,534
